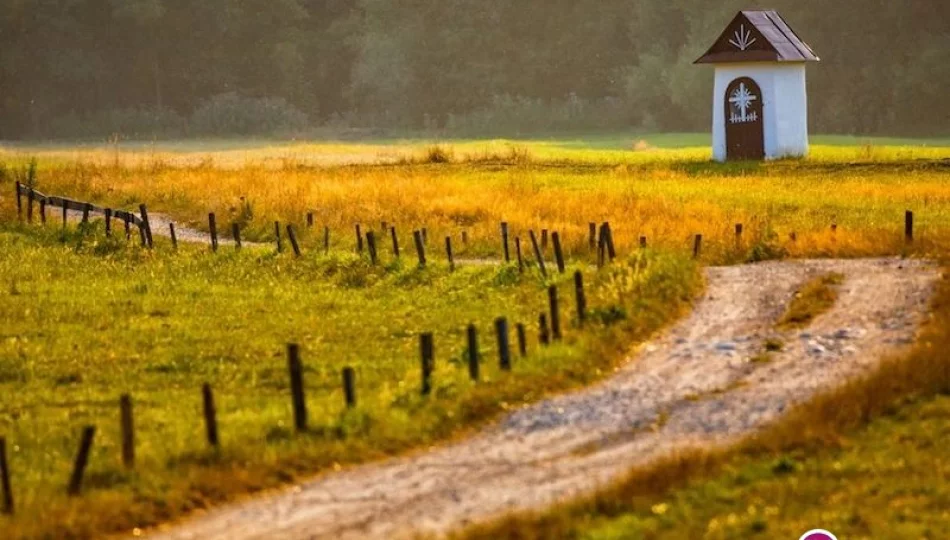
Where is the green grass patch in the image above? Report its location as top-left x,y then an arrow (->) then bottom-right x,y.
0,222 -> 700,539
777,273 -> 844,330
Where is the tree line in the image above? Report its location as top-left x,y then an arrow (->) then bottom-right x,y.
1,0 -> 946,139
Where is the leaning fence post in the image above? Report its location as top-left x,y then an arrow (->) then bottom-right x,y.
496,317 -> 511,371
274,221 -> 283,253
466,324 -> 479,382
119,394 -> 135,468
287,344 -> 307,431
420,333 -> 434,396
552,232 -> 565,274
14,182 -> 22,220
574,271 -> 587,326
366,231 -> 378,265
413,230 -> 426,267
390,227 -> 400,258
445,236 -> 455,271
67,426 -> 95,496
0,436 -> 12,515
693,234 -> 703,259
548,286 -> 562,341
138,204 -> 152,248
209,213 -> 218,252
202,383 -> 219,447
500,222 -> 511,263
355,224 -> 364,253
342,367 -> 356,408
169,223 -> 178,249
286,225 -> 302,257
516,323 -> 527,357
529,230 -> 547,277
232,223 -> 242,250
905,210 -> 914,244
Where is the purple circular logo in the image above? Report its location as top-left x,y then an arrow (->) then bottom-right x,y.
799,530 -> 838,540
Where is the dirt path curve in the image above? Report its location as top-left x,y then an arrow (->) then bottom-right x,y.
144,258 -> 937,540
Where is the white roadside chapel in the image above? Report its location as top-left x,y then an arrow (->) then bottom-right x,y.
695,10 -> 819,161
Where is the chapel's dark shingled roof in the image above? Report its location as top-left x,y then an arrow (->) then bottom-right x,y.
695,10 -> 820,64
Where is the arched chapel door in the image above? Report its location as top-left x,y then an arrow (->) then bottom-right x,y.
725,77 -> 764,160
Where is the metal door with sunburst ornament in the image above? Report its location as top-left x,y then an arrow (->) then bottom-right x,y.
725,77 -> 764,160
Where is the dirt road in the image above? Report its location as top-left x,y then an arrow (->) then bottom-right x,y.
141,257 -> 936,540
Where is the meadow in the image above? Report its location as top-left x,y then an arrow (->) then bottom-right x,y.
1,134 -> 949,539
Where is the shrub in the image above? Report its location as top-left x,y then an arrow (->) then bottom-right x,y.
47,107 -> 184,140
190,93 -> 309,136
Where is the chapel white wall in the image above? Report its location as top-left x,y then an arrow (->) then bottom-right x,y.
711,62 -> 809,161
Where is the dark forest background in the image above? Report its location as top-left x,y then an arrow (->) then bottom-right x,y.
1,0 -> 947,140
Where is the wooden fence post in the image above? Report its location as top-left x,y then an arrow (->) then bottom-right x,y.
693,234 -> 702,259
445,236 -> 454,271
640,235 -> 647,249
287,344 -> 307,431
355,224 -> 364,253
466,324 -> 479,382
324,226 -> 330,254
67,426 -> 95,496
461,230 -> 469,247
138,222 -> 148,246
515,237 -> 524,273
735,223 -> 743,248
390,227 -> 400,258
413,230 -> 426,267
421,227 -> 428,245
516,323 -> 527,357
500,222 -> 511,262
574,271 -> 586,326
137,204 -> 152,248
232,223 -> 242,250
307,212 -> 314,228
342,367 -> 356,408
905,210 -> 914,244
104,209 -> 113,237
366,231 -> 378,265
597,225 -> 606,268
286,225 -> 301,257
39,199 -> 46,223
0,436 -> 12,515
14,182 -> 22,220
589,222 -> 597,251
539,313 -> 550,345
124,214 -> 131,240
209,213 -> 218,252
496,317 -> 511,371
603,222 -> 616,261
529,230 -> 547,277
169,223 -> 178,249
273,221 -> 282,252
81,203 -> 91,224
61,204 -> 67,230
548,286 -> 562,341
541,229 -> 548,251
552,232 -> 565,274
420,333 -> 434,396
119,394 -> 134,468
202,383 -> 219,448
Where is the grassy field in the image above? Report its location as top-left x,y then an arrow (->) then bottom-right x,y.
1,136 -> 949,538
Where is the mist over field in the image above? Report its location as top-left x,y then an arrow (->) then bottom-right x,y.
1,0 -> 947,140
